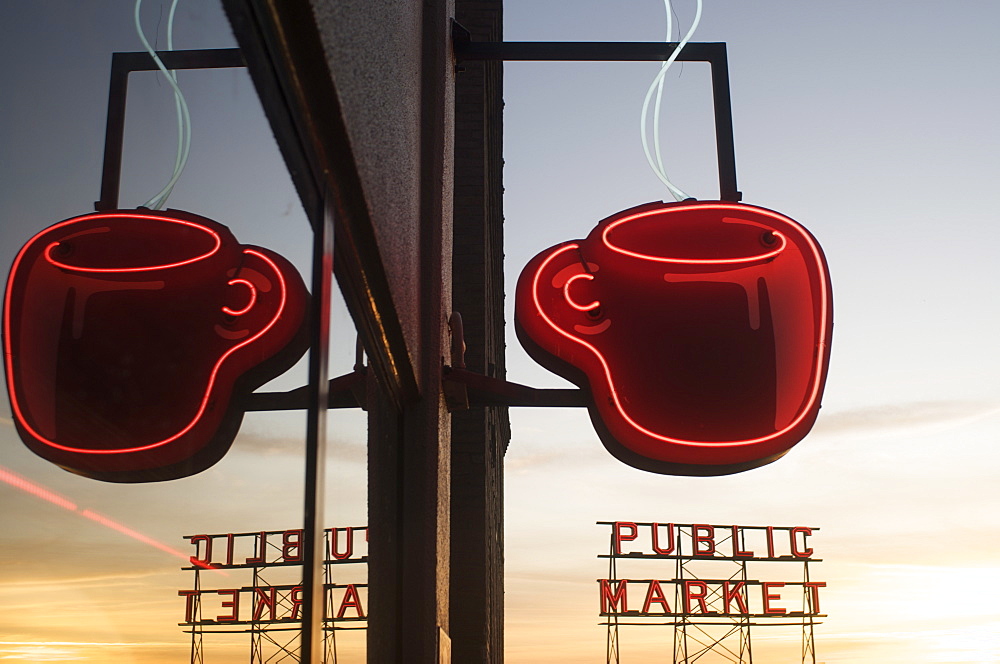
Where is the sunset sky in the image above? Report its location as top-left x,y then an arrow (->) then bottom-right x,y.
3,1 -> 1000,663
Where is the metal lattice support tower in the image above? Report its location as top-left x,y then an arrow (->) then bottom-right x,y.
605,535 -> 620,664
736,530 -> 753,664
250,563 -> 264,663
249,536 -> 302,663
188,569 -> 204,664
671,525 -> 753,664
324,544 -> 338,664
672,536 -> 686,664
801,561 -> 816,664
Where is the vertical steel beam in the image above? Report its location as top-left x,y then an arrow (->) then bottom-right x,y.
300,193 -> 334,661
707,47 -> 740,202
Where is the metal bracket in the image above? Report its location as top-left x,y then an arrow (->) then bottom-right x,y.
443,311 -> 586,411
244,368 -> 367,411
452,35 -> 741,203
444,366 -> 587,410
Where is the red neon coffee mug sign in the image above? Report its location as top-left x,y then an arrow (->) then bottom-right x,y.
515,201 -> 832,476
3,209 -> 309,482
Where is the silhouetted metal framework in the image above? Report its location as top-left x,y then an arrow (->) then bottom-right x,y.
96,35 -> 755,664
181,529 -> 368,664
598,523 -> 824,664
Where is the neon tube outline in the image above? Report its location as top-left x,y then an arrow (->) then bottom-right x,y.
602,204 -> 788,264
41,212 -> 222,273
4,216 -> 289,456
221,278 -> 258,316
563,273 -> 600,312
530,202 -> 830,450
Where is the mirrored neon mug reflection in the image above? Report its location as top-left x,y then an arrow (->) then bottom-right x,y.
515,201 -> 832,475
3,209 -> 309,481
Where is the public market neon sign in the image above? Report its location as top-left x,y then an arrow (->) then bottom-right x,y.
598,521 -> 825,618
179,527 -> 369,626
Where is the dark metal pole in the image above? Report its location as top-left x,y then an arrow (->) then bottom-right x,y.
301,191 -> 334,662
707,47 -> 741,202
95,52 -> 130,211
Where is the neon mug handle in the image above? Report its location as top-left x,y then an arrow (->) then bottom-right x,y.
562,272 -> 600,313
216,247 -> 287,341
222,278 -> 258,316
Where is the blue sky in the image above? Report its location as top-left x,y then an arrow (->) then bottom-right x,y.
2,1 -> 1000,662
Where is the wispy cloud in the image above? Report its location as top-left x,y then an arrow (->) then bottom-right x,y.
0,570 -> 169,590
232,430 -> 366,462
506,447 -> 605,472
0,641 -> 183,661
812,400 -> 1000,437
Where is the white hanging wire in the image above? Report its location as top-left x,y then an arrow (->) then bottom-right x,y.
640,0 -> 703,201
652,1 -> 672,183
134,0 -> 191,210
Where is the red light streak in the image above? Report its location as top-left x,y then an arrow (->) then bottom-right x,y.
0,464 -> 223,573
0,466 -> 77,511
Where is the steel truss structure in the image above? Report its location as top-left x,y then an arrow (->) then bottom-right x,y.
599,522 -> 823,664
181,528 -> 368,664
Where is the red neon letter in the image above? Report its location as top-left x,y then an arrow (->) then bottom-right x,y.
336,584 -> 366,619
766,526 -> 776,559
762,582 -> 786,615
692,524 -> 715,555
613,522 -> 638,555
732,525 -> 753,557
190,534 -> 212,567
217,589 -> 240,622
225,533 -> 235,566
723,582 -> 748,615
246,531 -> 267,565
330,528 -> 354,560
651,523 -> 675,554
804,582 -> 826,614
641,580 -> 672,614
683,580 -> 713,614
252,587 -> 277,621
290,586 -> 303,620
178,590 -> 200,623
791,527 -> 813,558
282,529 -> 303,563
599,579 -> 629,614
